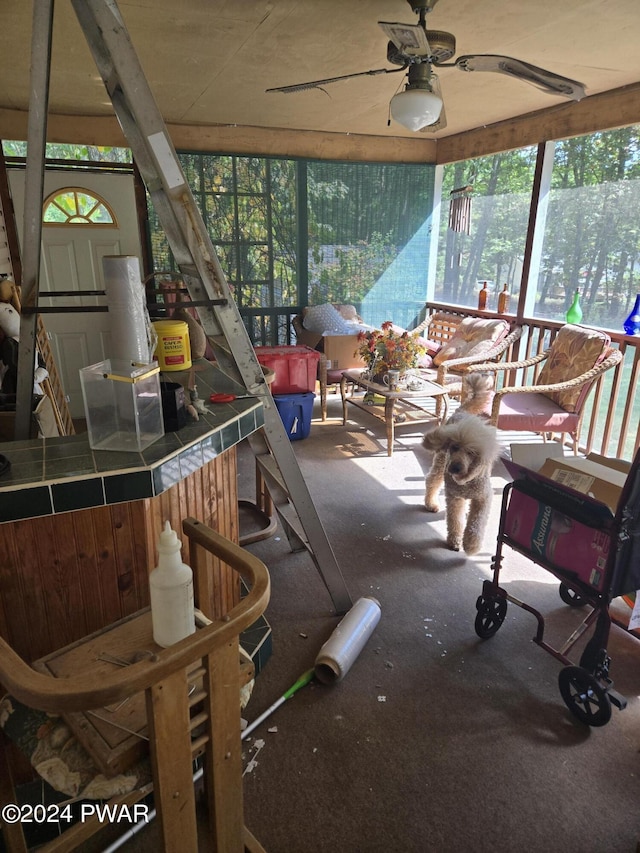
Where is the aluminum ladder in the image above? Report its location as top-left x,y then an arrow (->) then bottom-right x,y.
60,0 -> 351,613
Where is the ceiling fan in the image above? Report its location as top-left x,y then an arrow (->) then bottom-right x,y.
266,0 -> 586,133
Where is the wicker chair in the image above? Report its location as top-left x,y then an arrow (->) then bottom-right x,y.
465,324 -> 623,453
412,313 -> 523,408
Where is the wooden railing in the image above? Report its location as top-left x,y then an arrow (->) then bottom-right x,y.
240,306 -> 300,347
424,303 -> 640,462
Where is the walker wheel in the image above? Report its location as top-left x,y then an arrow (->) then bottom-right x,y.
559,583 -> 587,608
558,666 -> 612,727
474,595 -> 507,639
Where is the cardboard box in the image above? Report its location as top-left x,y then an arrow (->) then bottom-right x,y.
538,453 -> 629,512
323,334 -> 366,370
293,326 -> 323,350
510,442 -> 564,471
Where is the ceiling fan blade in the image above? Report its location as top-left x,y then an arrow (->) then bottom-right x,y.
378,21 -> 431,58
266,66 -> 406,95
453,55 -> 586,101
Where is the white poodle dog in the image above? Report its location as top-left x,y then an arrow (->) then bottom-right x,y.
422,407 -> 500,556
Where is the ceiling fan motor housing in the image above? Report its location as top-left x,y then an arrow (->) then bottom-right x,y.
406,62 -> 436,89
424,30 -> 456,63
386,29 -> 456,66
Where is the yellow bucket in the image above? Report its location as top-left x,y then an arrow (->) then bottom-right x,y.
152,320 -> 192,371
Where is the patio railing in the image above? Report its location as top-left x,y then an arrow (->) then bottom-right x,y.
424,303 -> 640,463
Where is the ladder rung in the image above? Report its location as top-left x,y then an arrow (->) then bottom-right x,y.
270,503 -> 308,553
177,298 -> 227,307
40,289 -> 106,297
188,689 -> 207,708
190,734 -> 209,755
254,453 -> 287,497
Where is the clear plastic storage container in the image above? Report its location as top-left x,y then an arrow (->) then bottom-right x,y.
80,359 -> 164,451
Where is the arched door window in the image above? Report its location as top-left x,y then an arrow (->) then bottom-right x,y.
42,187 -> 117,226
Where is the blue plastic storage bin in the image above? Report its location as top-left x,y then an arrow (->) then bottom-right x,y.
273,392 -> 315,441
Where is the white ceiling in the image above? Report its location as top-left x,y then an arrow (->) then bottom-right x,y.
1,0 -> 640,141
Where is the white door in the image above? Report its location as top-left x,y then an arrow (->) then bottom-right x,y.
9,170 -> 143,417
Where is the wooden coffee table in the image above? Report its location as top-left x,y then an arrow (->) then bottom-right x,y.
340,369 -> 450,456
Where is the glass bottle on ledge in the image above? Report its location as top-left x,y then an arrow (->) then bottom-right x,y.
477,281 -> 489,310
497,283 -> 510,314
623,293 -> 640,336
566,289 -> 583,324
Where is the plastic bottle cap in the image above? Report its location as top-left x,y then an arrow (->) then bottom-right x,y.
157,520 -> 181,555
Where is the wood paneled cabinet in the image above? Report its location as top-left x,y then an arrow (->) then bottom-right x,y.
0,449 -> 240,665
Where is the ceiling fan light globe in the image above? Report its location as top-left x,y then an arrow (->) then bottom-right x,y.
389,88 -> 443,131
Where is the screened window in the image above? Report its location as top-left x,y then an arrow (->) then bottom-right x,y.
148,154 -> 298,344
534,128 -> 640,329
307,161 -> 434,330
435,148 -> 537,312
2,140 -> 132,164
148,154 -> 435,340
43,188 -> 117,226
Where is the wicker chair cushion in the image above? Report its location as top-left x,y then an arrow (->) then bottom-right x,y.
536,325 -> 611,412
432,317 -> 508,367
418,339 -> 441,359
495,391 -> 581,432
326,368 -> 346,384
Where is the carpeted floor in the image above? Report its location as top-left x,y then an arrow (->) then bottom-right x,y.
236,393 -> 640,853
108,391 -> 640,853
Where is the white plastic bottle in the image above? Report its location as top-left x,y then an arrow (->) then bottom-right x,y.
149,521 -> 196,647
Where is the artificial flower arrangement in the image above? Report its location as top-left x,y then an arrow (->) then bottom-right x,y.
355,321 -> 426,378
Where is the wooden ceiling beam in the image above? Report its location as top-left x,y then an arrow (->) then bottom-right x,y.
0,108 -> 437,164
437,82 -> 640,164
2,80 -> 640,166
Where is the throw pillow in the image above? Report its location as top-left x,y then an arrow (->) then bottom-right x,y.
421,338 -> 441,357
432,317 -> 508,367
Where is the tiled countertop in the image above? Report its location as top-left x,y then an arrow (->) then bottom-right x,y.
0,361 -> 265,522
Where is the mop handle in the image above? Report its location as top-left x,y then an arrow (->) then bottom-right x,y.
241,668 -> 315,740
283,667 -> 315,698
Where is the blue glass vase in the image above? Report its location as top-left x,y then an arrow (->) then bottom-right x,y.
623,293 -> 640,336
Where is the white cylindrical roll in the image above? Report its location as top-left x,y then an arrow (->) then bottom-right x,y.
103,255 -> 154,363
314,596 -> 381,684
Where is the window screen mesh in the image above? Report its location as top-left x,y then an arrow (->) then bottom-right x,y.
307,161 -> 434,329
148,154 -> 435,340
